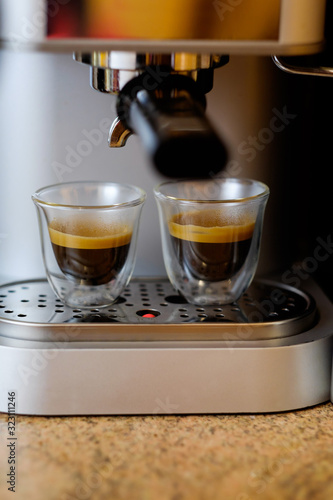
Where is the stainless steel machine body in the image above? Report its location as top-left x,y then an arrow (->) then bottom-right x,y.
0,0 -> 332,414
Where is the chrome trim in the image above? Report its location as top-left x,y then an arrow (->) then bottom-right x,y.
273,55 -> 333,77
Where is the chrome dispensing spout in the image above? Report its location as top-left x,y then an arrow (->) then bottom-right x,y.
74,52 -> 229,177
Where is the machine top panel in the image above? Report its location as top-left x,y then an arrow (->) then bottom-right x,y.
0,0 -> 327,55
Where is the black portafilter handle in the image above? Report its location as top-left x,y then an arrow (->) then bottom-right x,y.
116,72 -> 228,178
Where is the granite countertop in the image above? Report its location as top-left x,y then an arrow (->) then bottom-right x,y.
1,403 -> 333,500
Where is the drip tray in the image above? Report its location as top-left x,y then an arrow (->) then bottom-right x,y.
0,278 -> 331,415
0,278 -> 317,342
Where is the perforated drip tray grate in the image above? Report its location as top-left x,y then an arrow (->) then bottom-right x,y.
0,278 -> 317,342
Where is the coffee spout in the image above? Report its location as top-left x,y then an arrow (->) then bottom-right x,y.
114,72 -> 228,177
108,117 -> 133,148
75,52 -> 229,177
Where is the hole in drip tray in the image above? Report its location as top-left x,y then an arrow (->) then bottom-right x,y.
115,297 -> 126,304
165,295 -> 188,304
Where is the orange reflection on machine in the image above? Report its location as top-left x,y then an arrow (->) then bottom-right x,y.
47,0 -> 281,40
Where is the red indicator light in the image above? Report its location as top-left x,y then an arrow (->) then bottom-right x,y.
137,309 -> 161,318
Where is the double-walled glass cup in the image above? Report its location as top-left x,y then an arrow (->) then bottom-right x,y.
32,181 -> 146,308
154,178 -> 269,305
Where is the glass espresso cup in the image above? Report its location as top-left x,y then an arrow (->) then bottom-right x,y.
154,178 -> 269,305
32,181 -> 146,308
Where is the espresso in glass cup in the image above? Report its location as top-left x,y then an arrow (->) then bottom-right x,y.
154,178 -> 269,306
32,181 -> 146,308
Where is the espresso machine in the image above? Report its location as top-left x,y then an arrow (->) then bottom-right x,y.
0,0 -> 332,415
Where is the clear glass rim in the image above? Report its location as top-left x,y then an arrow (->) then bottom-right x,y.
154,178 -> 270,204
32,181 -> 146,210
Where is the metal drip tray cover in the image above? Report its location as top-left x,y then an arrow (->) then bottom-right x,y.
0,278 -> 317,342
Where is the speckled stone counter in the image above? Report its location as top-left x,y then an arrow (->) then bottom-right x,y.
1,403 -> 333,500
